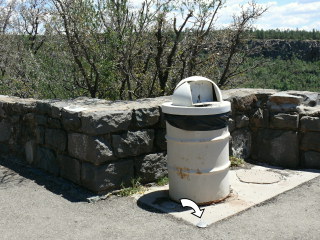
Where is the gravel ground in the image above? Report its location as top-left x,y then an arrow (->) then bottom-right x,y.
1,157 -> 320,240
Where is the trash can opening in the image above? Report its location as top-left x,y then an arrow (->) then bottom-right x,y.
189,80 -> 218,104
172,76 -> 223,107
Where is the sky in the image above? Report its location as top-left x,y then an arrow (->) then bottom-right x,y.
217,0 -> 320,30
4,0 -> 319,31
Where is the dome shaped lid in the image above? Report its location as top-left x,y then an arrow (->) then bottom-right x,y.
172,76 -> 223,107
162,76 -> 230,116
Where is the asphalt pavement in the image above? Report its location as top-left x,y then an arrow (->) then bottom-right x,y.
1,157 -> 319,240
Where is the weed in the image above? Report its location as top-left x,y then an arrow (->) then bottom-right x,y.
117,177 -> 146,197
156,176 -> 169,186
230,156 -> 245,167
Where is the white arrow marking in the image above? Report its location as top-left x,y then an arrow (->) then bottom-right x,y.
180,198 -> 205,218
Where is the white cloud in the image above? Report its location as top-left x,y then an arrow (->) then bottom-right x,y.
127,0 -> 320,30
256,1 -> 320,30
215,0 -> 320,30
215,0 -> 272,28
298,0 -> 320,3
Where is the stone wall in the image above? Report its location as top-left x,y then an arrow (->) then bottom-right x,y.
225,89 -> 320,169
0,89 -> 319,193
0,96 -> 169,193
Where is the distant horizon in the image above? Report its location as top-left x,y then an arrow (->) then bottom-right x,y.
250,28 -> 320,31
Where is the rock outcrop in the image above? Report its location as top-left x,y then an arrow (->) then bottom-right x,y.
250,40 -> 320,61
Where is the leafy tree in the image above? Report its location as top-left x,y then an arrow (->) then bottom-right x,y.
242,57 -> 320,92
251,28 -> 320,40
0,0 -> 269,99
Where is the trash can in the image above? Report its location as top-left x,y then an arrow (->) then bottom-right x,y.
161,76 -> 231,205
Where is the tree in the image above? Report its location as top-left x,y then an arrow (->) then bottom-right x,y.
0,0 -> 16,78
216,2 -> 267,87
0,0 -> 54,98
0,0 -> 269,99
96,0 -> 268,98
16,0 -> 48,54
52,0 -> 119,99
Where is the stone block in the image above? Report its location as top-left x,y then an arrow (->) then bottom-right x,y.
301,132 -> 320,152
269,92 -> 303,105
58,155 -> 81,184
10,144 -> 24,157
11,101 -> 36,114
270,113 -> 298,130
51,106 -> 61,118
250,108 -> 268,128
45,128 -> 67,152
268,103 -> 299,113
19,122 -> 37,144
49,101 -> 69,118
112,130 -> 154,158
1,102 -> 11,114
232,94 -> 258,112
268,93 -> 302,113
35,126 -> 45,145
134,107 -> 160,128
135,153 -> 167,183
25,140 -> 36,164
81,110 -> 132,135
61,109 -> 81,131
81,160 -> 134,193
68,133 -> 115,165
285,90 -> 319,106
0,103 -> 7,118
300,116 -> 320,132
0,143 -> 9,154
159,109 -> 166,128
35,115 -> 47,126
35,101 -> 52,115
223,89 -> 277,103
10,115 -> 20,123
228,118 -> 236,132
303,151 -> 320,169
22,113 -> 36,124
48,118 -> 61,128
36,147 -> 59,176
155,129 -> 166,151
235,115 -> 249,128
252,129 -> 299,168
230,128 -> 251,159
0,119 -> 11,142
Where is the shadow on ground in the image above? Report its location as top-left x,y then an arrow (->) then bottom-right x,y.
137,189 -> 188,214
0,156 -> 95,202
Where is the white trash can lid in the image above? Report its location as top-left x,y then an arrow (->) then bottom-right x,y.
162,76 -> 231,115
172,76 -> 223,107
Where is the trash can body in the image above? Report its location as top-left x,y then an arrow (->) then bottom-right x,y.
161,76 -> 231,205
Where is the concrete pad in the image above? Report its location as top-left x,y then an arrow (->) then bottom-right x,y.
134,165 -> 320,227
236,169 -> 282,184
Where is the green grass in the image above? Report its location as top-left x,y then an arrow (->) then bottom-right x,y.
156,176 -> 169,186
